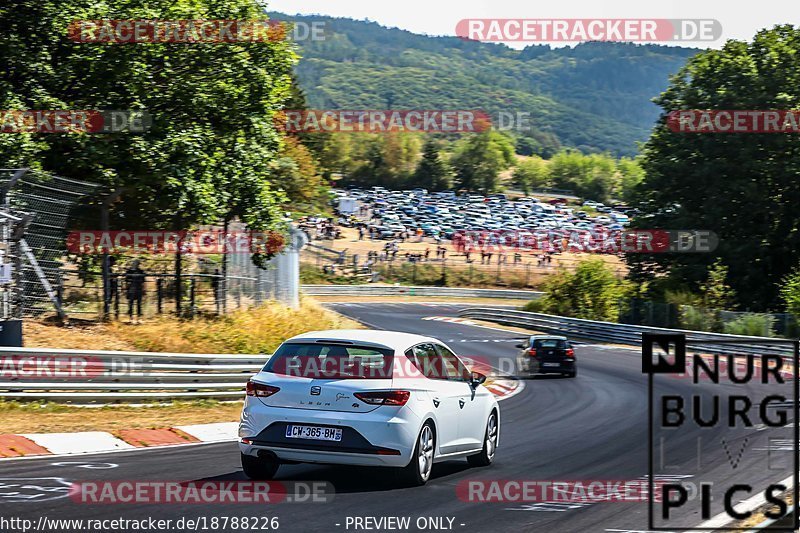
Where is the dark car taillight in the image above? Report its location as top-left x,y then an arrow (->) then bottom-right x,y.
246,380 -> 280,397
527,348 -> 537,357
565,348 -> 575,358
354,390 -> 410,406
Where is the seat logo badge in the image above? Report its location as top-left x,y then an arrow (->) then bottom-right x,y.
310,386 -> 321,395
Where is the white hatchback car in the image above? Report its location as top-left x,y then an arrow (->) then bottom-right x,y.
239,330 -> 499,485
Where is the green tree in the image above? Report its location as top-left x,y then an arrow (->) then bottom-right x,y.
318,132 -> 355,180
629,26 -> 800,311
0,0 -> 297,250
410,139 -> 451,191
549,150 -> 618,201
525,259 -> 633,321
512,156 -> 550,194
349,138 -> 391,187
616,157 -> 644,203
451,131 -> 515,193
700,260 -> 735,310
345,133 -> 421,189
270,137 -> 327,210
780,266 -> 800,316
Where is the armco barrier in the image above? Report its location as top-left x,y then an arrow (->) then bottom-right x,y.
0,347 -> 266,402
458,307 -> 796,356
302,284 -> 542,300
0,342 -> 522,403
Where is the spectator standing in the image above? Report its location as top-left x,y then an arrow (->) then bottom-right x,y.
125,260 -> 146,319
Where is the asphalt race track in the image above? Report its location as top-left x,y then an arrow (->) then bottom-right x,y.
2,303 -> 795,533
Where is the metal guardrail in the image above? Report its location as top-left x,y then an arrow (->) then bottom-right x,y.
458,308 -> 796,356
302,285 -> 542,300
0,346 -> 266,402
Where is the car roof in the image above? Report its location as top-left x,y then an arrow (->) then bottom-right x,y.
530,335 -> 568,340
285,330 -> 441,352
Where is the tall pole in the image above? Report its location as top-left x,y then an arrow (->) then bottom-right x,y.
174,215 -> 183,316
221,219 -> 229,314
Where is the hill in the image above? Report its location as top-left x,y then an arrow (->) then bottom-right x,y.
272,13 -> 698,156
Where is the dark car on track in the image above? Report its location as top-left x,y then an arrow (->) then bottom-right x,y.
516,335 -> 576,378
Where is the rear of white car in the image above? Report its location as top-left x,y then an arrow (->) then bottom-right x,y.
239,330 -> 499,485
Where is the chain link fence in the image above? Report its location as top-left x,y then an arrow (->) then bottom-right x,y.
0,168 -> 104,320
0,169 -> 303,322
65,224 -> 305,320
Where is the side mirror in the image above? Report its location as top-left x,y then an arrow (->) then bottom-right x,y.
515,343 -> 526,349
470,371 -> 487,387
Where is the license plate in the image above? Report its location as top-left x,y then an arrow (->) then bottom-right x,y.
543,362 -> 560,367
285,425 -> 342,442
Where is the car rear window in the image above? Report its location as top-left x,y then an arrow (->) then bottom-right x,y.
533,339 -> 568,349
263,342 -> 394,379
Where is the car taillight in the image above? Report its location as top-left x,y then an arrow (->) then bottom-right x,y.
565,348 -> 575,357
354,390 -> 410,406
527,348 -> 537,357
246,380 -> 280,397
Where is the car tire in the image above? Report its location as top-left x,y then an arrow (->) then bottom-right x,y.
399,422 -> 436,486
467,411 -> 498,467
241,452 -> 279,480
565,369 -> 577,378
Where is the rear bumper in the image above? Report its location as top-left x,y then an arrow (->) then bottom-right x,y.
240,443 -> 410,467
518,358 -> 576,375
239,402 -> 419,467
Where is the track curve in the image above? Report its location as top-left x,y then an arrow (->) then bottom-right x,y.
1,303 -> 793,533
